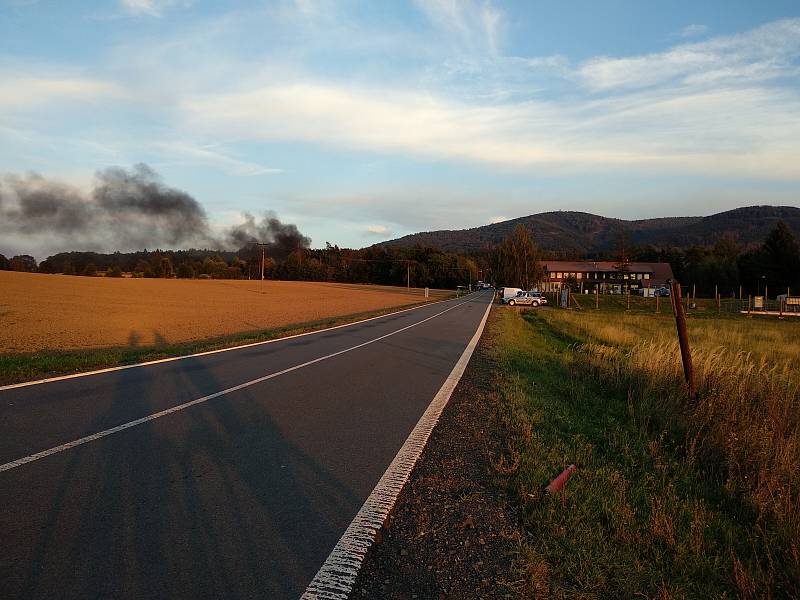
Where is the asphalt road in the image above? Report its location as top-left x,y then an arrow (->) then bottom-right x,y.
0,291 -> 493,600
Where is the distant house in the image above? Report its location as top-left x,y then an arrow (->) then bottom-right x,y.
539,261 -> 675,293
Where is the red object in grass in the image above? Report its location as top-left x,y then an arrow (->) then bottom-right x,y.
545,464 -> 577,494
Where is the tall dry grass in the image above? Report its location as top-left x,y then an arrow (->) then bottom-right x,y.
544,309 -> 800,585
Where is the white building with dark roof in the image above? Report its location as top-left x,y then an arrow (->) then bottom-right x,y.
540,261 -> 675,293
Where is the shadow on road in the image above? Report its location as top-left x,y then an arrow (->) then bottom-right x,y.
14,343 -> 359,599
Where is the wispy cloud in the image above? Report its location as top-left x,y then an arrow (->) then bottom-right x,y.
0,74 -> 124,109
119,0 -> 192,17
677,23 -> 708,38
579,18 -> 800,91
179,71 -> 800,179
149,142 -> 282,177
365,224 -> 390,236
2,5 -> 800,247
413,0 -> 505,54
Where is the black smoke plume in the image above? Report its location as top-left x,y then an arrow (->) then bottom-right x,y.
227,212 -> 311,261
0,164 -> 309,259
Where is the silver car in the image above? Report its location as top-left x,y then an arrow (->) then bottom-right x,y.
506,291 -> 548,307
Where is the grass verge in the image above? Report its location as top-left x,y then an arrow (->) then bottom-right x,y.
492,306 -> 799,598
0,300 -> 443,386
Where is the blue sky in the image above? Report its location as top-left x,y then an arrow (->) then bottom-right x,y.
1,0 -> 799,255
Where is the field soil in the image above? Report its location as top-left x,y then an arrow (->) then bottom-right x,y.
0,271 -> 448,353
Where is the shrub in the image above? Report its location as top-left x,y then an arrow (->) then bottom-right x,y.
176,263 -> 195,279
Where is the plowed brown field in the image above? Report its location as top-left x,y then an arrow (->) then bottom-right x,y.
0,271 -> 449,353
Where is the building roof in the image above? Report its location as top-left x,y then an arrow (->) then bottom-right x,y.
542,260 -> 675,284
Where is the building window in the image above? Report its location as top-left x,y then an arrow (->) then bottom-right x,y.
576,272 -> 582,279
644,274 -> 650,279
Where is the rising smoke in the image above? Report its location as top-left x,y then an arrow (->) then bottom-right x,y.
227,212 -> 311,261
0,164 -> 309,259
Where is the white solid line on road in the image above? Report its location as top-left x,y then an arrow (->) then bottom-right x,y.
301,294 -> 493,600
0,296 -> 454,392
0,294 -> 486,474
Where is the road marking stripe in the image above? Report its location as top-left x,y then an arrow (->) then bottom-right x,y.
0,296 -> 453,392
0,295 -> 485,474
301,294 -> 493,599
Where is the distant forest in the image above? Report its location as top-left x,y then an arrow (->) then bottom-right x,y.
2,220 -> 799,297
0,244 -> 479,291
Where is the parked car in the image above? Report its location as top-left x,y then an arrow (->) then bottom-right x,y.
507,291 -> 548,307
654,287 -> 671,297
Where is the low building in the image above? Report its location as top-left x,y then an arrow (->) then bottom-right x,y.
539,261 -> 675,293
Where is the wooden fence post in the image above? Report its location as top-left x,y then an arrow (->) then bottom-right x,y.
671,281 -> 696,401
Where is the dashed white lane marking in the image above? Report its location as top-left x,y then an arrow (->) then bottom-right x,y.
301,294 -> 493,600
0,296 -> 484,474
0,297 -> 452,392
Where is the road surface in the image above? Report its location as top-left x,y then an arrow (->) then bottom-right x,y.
0,291 -> 493,599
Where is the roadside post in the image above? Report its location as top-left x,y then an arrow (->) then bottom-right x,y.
595,287 -> 599,310
670,280 -> 696,401
256,241 -> 269,294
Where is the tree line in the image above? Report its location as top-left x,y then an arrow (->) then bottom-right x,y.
483,221 -> 800,296
3,220 -> 797,296
629,221 -> 800,296
0,244 -> 478,290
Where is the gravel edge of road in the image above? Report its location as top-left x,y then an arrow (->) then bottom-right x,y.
352,309 -> 527,599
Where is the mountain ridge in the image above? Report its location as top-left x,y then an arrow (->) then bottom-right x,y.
378,206 -> 800,255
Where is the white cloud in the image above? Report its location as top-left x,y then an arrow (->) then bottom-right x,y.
4,10 -> 800,201
677,24 -> 708,38
414,0 -> 505,54
149,142 -> 282,176
579,18 -> 800,92
119,0 -> 192,17
180,73 -> 800,179
0,75 -> 124,109
365,224 -> 390,235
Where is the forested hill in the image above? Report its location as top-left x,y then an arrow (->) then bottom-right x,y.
379,206 -> 800,255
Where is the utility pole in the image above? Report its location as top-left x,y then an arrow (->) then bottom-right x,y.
406,260 -> 410,288
255,242 -> 269,292
261,245 -> 266,280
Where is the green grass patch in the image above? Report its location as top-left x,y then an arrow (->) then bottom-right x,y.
0,301 -> 437,386
491,308 -> 798,598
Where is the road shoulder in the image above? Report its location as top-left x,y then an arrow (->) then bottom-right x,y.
352,309 -> 525,599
